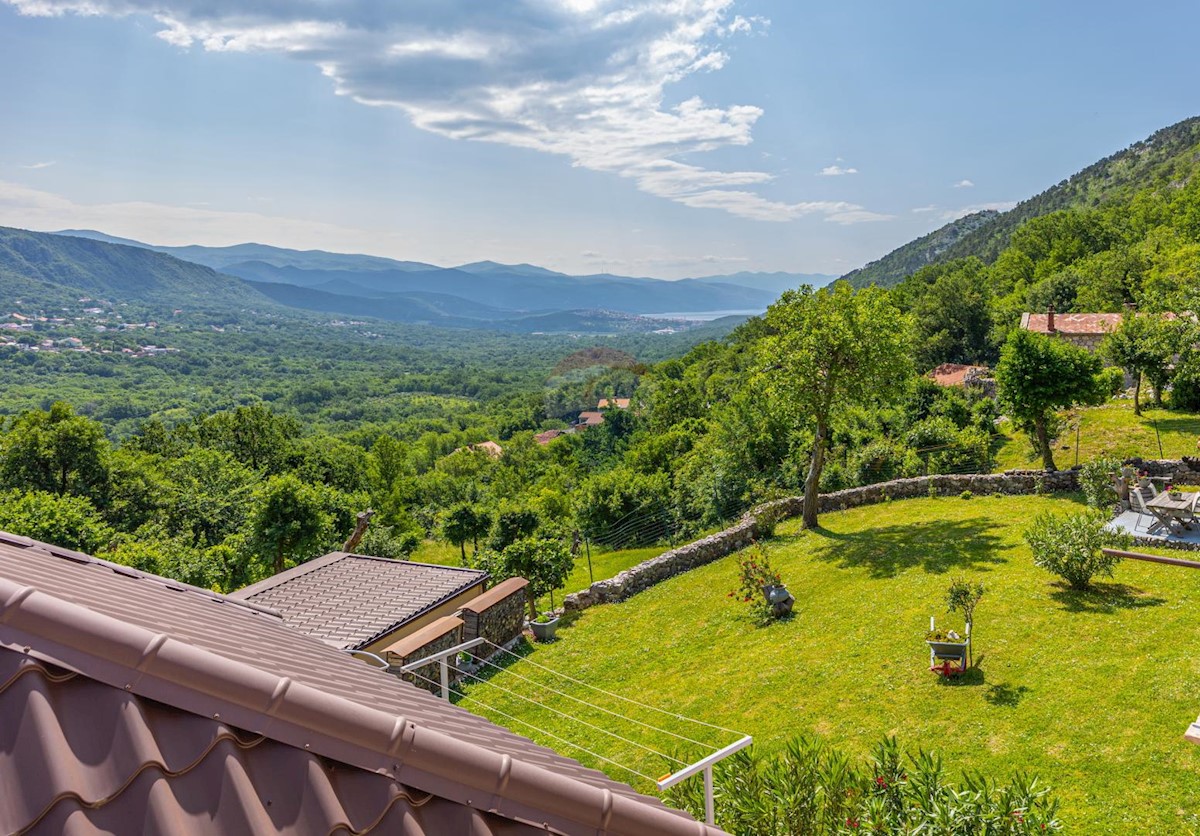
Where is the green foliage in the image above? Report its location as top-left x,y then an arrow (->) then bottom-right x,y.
761,283 -> 914,527
0,402 -> 109,501
248,473 -> 350,575
1023,510 -> 1132,590
945,577 -> 984,645
492,535 -> 574,616
1078,455 -> 1123,509
0,489 -> 112,553
665,734 -> 1061,835
440,502 -> 492,562
996,329 -> 1105,471
730,542 -> 783,622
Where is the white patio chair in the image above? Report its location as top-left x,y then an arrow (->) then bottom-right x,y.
1130,489 -> 1171,534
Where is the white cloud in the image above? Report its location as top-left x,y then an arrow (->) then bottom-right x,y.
911,204 -> 938,213
940,201 -> 1016,221
953,179 -> 975,188
20,161 -> 56,169
817,164 -> 857,176
4,0 -> 884,224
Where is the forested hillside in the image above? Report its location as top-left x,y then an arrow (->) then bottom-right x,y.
0,226 -> 271,310
845,115 -> 1200,288
5,115 -> 1200,606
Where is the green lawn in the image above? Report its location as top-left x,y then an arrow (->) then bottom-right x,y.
994,401 -> 1200,471
455,495 -> 1200,833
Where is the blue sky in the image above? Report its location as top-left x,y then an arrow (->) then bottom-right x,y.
1,0 -> 1197,278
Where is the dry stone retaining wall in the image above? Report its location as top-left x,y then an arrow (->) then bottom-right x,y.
563,469 -> 1080,613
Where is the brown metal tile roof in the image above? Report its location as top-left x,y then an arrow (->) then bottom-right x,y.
0,532 -> 718,836
230,552 -> 488,650
0,650 -> 534,835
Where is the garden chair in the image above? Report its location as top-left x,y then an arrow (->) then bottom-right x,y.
1130,489 -> 1173,535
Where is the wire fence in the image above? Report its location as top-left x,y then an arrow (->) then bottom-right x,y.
402,638 -> 745,792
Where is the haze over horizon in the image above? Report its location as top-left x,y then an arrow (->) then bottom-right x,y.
2,0 -> 1198,278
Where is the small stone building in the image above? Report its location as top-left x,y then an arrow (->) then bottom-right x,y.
1020,309 -> 1122,352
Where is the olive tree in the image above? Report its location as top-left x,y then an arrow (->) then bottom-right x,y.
761,283 -> 914,528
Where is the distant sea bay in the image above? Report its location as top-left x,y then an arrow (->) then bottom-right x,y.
641,309 -> 763,321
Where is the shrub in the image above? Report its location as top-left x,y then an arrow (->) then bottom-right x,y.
0,489 -> 113,553
730,542 -> 783,622
850,439 -> 920,486
664,735 -> 1062,835
1023,510 -> 1132,590
1078,455 -> 1122,509
960,490 -> 972,500
1171,355 -> 1200,411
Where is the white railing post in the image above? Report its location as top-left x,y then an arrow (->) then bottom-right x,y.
656,735 -> 752,826
440,656 -> 451,701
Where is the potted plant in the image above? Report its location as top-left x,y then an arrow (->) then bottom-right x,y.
530,611 -> 559,642
924,626 -> 968,657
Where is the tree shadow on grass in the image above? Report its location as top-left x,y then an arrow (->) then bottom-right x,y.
811,517 -> 1007,579
984,682 -> 1030,708
1049,581 -> 1166,614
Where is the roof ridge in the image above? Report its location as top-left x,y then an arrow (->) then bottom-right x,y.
0,531 -> 281,620
0,577 -> 713,835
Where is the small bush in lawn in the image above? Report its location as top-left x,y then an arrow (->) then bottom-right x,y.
1023,509 -> 1132,590
1079,455 -> 1122,509
960,490 -> 972,500
664,734 -> 1062,835
731,541 -> 782,622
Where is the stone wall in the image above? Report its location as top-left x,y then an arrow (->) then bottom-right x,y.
382,615 -> 464,694
458,577 -> 528,653
1123,457 -> 1200,485
563,469 -> 1080,613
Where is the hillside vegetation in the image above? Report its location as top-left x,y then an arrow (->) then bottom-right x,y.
0,226 -> 271,310
845,115 -> 1200,289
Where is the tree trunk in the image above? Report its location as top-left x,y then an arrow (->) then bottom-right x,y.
342,509 -> 374,553
1133,372 -> 1141,416
460,541 -> 467,564
274,546 -> 284,576
802,417 -> 827,529
1034,415 -> 1057,472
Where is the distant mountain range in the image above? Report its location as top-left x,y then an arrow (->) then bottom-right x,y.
53,229 -> 833,316
0,226 -> 835,333
843,115 -> 1200,288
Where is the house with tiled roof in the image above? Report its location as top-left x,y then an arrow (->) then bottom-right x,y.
1020,308 -> 1123,352
231,551 -> 488,654
597,398 -> 631,409
0,531 -> 718,835
576,410 -> 605,428
536,428 -> 568,445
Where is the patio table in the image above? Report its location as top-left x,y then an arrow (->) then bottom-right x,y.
1147,491 -> 1198,529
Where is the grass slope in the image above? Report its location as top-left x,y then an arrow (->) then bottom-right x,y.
458,495 -> 1200,832
994,401 -> 1200,471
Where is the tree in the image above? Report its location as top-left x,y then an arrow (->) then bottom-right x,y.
945,578 -> 984,666
249,474 -> 331,575
0,402 -> 109,501
498,535 -> 575,618
441,502 -> 491,563
761,284 -> 914,528
1101,313 -> 1181,415
0,489 -> 112,553
995,329 -> 1106,471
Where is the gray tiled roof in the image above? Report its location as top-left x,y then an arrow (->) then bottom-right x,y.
230,552 -> 487,649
